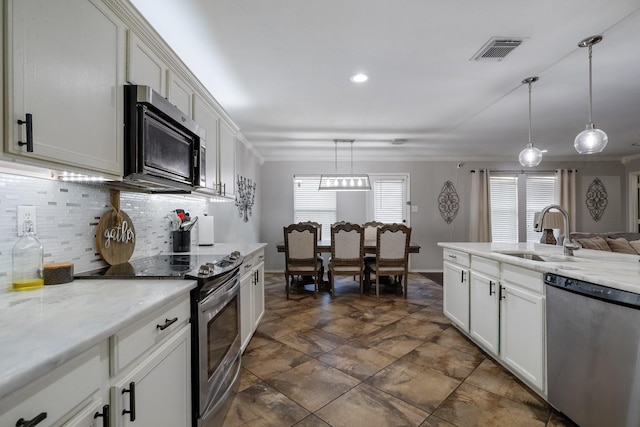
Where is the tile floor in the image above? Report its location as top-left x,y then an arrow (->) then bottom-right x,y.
223,273 -> 577,427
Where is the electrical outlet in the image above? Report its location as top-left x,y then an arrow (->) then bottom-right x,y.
17,206 -> 37,236
411,205 -> 419,213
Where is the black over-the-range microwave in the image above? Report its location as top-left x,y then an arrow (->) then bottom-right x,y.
123,85 -> 206,193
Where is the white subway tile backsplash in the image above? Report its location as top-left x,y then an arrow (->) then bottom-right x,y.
0,172 -> 207,292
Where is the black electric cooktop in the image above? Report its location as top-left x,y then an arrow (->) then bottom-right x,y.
75,253 -> 242,280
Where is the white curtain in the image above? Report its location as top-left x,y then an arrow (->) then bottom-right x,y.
555,169 -> 577,236
470,169 -> 492,242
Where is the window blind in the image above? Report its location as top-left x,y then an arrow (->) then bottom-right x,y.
293,176 -> 336,238
490,176 -> 518,242
373,179 -> 405,224
525,175 -> 556,242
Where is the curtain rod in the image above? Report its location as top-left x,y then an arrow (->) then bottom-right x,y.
470,169 -> 577,173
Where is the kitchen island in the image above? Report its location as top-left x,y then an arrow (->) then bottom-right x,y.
437,241 -> 640,402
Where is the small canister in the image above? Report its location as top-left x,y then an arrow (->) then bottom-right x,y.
43,262 -> 74,285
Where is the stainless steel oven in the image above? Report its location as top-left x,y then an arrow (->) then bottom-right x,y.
75,252 -> 244,427
193,268 -> 241,427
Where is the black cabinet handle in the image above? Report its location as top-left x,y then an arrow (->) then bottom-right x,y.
157,317 -> 178,331
15,412 -> 47,427
17,113 -> 34,152
460,270 -> 466,283
500,285 -> 506,300
94,404 -> 110,427
122,382 -> 136,421
489,280 -> 495,296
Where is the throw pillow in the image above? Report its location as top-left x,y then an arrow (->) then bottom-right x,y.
576,236 -> 611,251
628,239 -> 640,254
606,237 -> 638,254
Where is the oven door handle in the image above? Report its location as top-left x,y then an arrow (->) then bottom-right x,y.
199,278 -> 239,313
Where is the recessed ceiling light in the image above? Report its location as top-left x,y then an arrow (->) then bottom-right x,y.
350,73 -> 368,83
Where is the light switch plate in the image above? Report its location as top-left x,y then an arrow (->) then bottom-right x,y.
411,205 -> 419,213
17,205 -> 37,236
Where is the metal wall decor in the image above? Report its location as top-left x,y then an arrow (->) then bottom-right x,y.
438,180 -> 460,224
236,175 -> 256,223
585,177 -> 607,221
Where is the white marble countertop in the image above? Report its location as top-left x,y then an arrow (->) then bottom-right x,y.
179,242 -> 267,257
438,242 -> 640,294
0,279 -> 196,401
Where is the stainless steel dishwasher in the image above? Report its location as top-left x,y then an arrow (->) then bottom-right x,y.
545,273 -> 640,427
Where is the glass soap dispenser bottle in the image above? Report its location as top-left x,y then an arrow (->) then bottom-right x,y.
12,219 -> 44,291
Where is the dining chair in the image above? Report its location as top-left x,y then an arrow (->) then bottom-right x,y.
328,222 -> 365,297
362,221 -> 384,273
365,223 -> 412,298
362,221 -> 384,241
283,223 -> 323,299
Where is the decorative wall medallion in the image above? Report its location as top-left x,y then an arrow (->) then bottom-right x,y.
586,177 -> 608,221
236,175 -> 256,223
438,180 -> 459,224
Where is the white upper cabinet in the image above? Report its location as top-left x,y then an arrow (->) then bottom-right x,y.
219,120 -> 236,198
192,93 -> 220,194
6,0 -> 125,176
166,70 -> 193,117
126,30 -> 166,95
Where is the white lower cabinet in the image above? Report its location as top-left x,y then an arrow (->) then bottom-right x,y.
240,269 -> 254,351
499,281 -> 545,391
0,293 -> 193,427
112,325 -> 191,427
0,344 -> 106,427
442,250 -> 547,395
469,271 -> 499,355
240,248 -> 265,352
443,261 -> 470,332
64,400 -> 109,427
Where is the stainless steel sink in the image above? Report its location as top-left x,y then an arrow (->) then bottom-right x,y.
497,251 -> 577,263
504,252 -> 546,261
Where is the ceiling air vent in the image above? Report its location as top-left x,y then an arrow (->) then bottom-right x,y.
471,38 -> 524,62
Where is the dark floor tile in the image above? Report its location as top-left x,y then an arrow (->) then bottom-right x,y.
404,341 -> 485,381
464,358 -> 549,412
224,382 -> 310,427
266,359 -> 359,412
317,342 -> 397,381
367,358 -> 461,413
314,382 -> 428,427
242,340 -> 313,380
432,383 -> 548,427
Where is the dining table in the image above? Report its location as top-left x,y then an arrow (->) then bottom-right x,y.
276,239 -> 421,254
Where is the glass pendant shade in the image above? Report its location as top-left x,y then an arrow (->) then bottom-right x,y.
518,76 -> 542,167
574,123 -> 608,154
575,35 -> 607,155
519,143 -> 543,167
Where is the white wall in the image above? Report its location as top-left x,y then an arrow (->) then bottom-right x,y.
207,139 -> 261,243
260,159 -> 627,273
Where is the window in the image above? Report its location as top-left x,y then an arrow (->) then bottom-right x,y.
525,175 -> 556,242
490,173 -> 556,243
367,174 -> 409,225
490,176 -> 518,242
293,176 -> 336,239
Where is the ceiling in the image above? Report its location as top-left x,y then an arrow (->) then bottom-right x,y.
131,0 -> 640,163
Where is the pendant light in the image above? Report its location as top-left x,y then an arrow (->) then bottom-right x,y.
574,35 -> 608,154
518,76 -> 543,167
319,140 -> 371,191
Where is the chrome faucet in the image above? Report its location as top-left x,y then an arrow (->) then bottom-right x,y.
535,204 -> 580,256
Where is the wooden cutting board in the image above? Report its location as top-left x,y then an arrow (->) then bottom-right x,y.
96,190 -> 136,265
